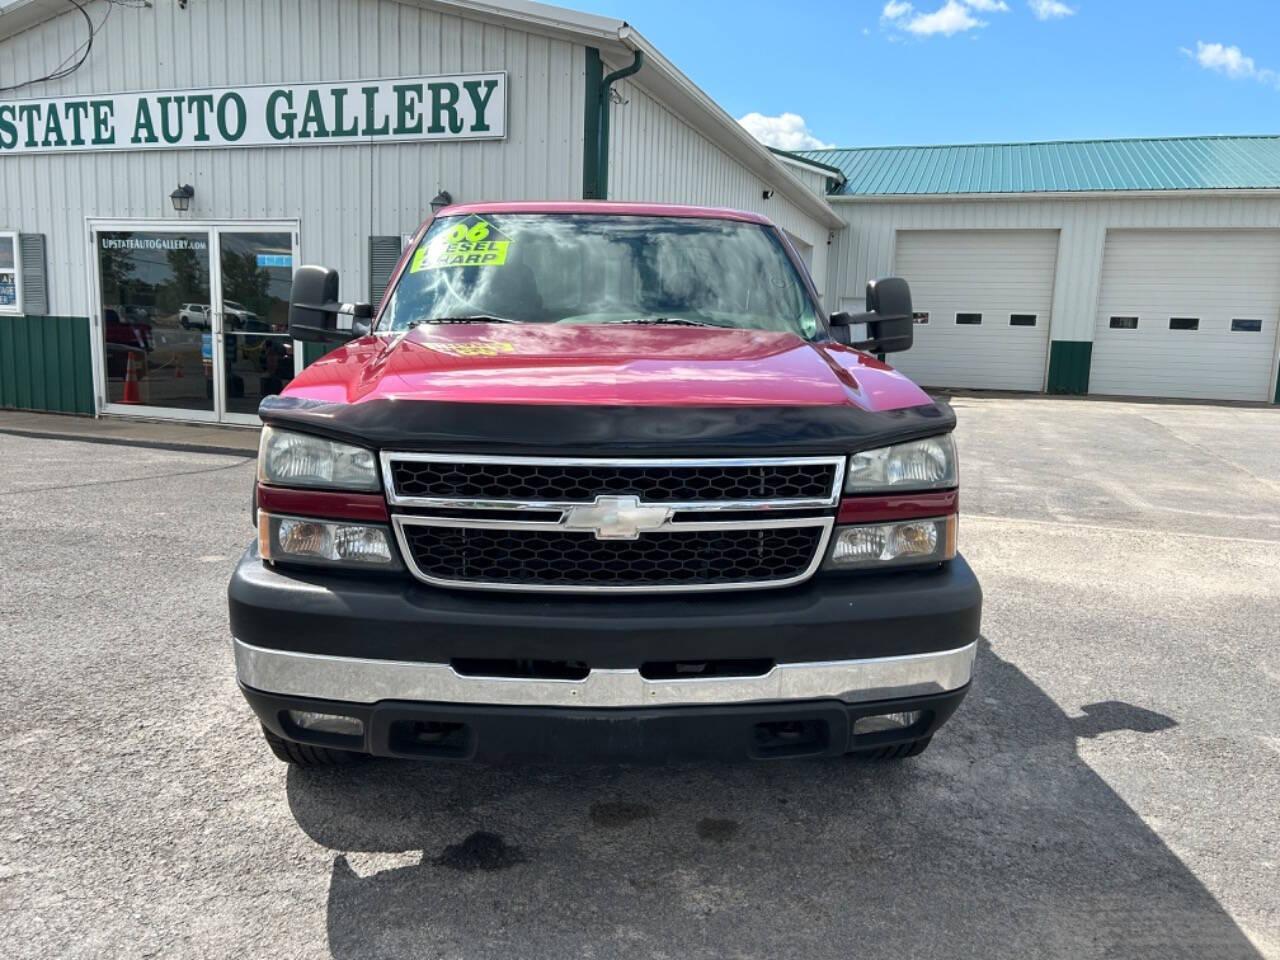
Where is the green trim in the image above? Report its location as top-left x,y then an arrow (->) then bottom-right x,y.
582,47 -> 603,199
0,315 -> 94,415
302,341 -> 338,366
597,50 -> 643,200
581,46 -> 642,200
767,146 -> 847,181
1046,340 -> 1092,395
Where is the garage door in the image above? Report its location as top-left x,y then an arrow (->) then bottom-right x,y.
889,230 -> 1058,391
1092,230 -> 1280,402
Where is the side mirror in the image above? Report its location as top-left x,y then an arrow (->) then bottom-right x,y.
287,265 -> 373,343
828,276 -> 914,354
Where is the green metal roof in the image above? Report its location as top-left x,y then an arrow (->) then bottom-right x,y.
798,135 -> 1280,197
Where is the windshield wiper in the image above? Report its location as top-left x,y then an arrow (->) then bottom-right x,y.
417,315 -> 519,325
604,317 -> 727,328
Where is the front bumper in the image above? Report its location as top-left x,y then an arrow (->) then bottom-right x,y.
229,547 -> 980,761
242,683 -> 969,762
228,545 -> 981,667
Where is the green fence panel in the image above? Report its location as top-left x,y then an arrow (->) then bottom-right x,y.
1046,340 -> 1092,396
0,315 -> 95,415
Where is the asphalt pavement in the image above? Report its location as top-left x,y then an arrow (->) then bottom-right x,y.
1,397 -> 1277,959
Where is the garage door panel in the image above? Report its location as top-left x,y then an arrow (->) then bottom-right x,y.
1092,230 -> 1280,401
891,229 -> 1057,391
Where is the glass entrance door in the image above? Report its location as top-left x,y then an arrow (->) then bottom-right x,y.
95,229 -> 216,416
94,222 -> 299,424
213,230 -> 299,424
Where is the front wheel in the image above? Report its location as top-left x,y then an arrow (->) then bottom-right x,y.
848,736 -> 932,761
261,725 -> 365,767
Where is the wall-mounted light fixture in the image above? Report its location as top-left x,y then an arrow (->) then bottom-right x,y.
430,190 -> 453,213
761,189 -> 775,200
169,183 -> 195,212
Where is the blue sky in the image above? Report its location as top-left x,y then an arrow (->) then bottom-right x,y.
572,0 -> 1280,149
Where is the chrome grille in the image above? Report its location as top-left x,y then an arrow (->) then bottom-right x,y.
382,453 -> 844,594
387,456 -> 839,505
400,525 -> 826,589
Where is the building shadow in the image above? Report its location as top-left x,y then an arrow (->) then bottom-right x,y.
286,640 -> 1259,959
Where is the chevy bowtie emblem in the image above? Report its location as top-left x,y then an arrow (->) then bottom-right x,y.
562,495 -> 672,540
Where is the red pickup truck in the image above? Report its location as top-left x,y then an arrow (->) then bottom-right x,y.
229,201 -> 980,766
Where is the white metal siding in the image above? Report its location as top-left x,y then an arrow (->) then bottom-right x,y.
891,230 -> 1057,391
827,194 -> 1280,353
0,0 -> 586,318
1091,229 -> 1280,401
606,72 -> 831,298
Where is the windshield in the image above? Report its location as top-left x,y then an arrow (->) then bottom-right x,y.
380,213 -> 822,338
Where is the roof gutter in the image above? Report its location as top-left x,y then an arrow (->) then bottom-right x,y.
419,1 -> 843,227
610,28 -> 844,229
827,187 -> 1280,203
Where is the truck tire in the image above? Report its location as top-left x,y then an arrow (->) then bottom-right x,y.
848,736 -> 931,761
261,725 -> 364,767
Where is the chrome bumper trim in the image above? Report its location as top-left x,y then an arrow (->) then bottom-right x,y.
234,639 -> 977,708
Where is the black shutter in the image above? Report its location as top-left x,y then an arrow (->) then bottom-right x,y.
368,235 -> 403,309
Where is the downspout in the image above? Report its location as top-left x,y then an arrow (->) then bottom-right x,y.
582,46 -> 643,199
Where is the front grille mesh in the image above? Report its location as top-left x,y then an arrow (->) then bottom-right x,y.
401,525 -> 824,588
390,460 -> 835,503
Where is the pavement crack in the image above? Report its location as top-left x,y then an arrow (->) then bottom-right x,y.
0,457 -> 254,497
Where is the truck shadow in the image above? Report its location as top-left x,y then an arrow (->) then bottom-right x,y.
285,640 -> 1257,959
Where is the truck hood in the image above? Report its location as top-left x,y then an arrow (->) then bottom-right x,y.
262,324 -> 953,456
282,324 -> 931,411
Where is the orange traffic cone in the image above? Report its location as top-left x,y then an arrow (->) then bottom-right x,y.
173,359 -> 183,379
122,352 -> 141,404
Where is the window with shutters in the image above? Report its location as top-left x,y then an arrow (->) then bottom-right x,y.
0,231 -> 20,314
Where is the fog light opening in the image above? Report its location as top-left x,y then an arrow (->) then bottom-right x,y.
853,710 -> 923,736
752,718 -> 830,758
286,710 -> 364,737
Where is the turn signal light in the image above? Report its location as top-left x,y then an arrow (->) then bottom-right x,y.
258,511 -> 402,569
824,515 -> 956,571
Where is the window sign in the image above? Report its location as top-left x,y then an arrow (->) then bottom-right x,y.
96,230 -> 213,412
0,232 -> 20,313
0,73 -> 506,156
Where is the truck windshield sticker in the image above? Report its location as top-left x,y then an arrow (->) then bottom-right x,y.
410,216 -> 511,271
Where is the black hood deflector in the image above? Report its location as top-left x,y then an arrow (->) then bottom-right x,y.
258,395 -> 955,456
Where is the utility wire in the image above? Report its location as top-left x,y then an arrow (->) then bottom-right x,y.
0,0 -> 109,96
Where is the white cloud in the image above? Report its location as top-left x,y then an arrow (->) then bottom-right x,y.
1189,41 -> 1254,78
881,0 -> 1012,39
737,112 -> 834,151
1182,41 -> 1280,88
905,1 -> 982,36
1028,0 -> 1076,20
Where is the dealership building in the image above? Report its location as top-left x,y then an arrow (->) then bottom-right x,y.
1,0 -> 1279,423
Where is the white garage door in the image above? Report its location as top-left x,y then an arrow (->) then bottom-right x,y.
1092,230 -> 1280,402
889,230 -> 1058,391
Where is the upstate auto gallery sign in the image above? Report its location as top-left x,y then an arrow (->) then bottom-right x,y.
0,73 -> 505,154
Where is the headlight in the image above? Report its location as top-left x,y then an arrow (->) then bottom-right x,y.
258,511 -> 401,569
846,434 -> 957,492
258,426 -> 379,491
824,516 -> 956,571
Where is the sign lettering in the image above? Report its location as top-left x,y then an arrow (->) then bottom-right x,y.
0,73 -> 506,155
